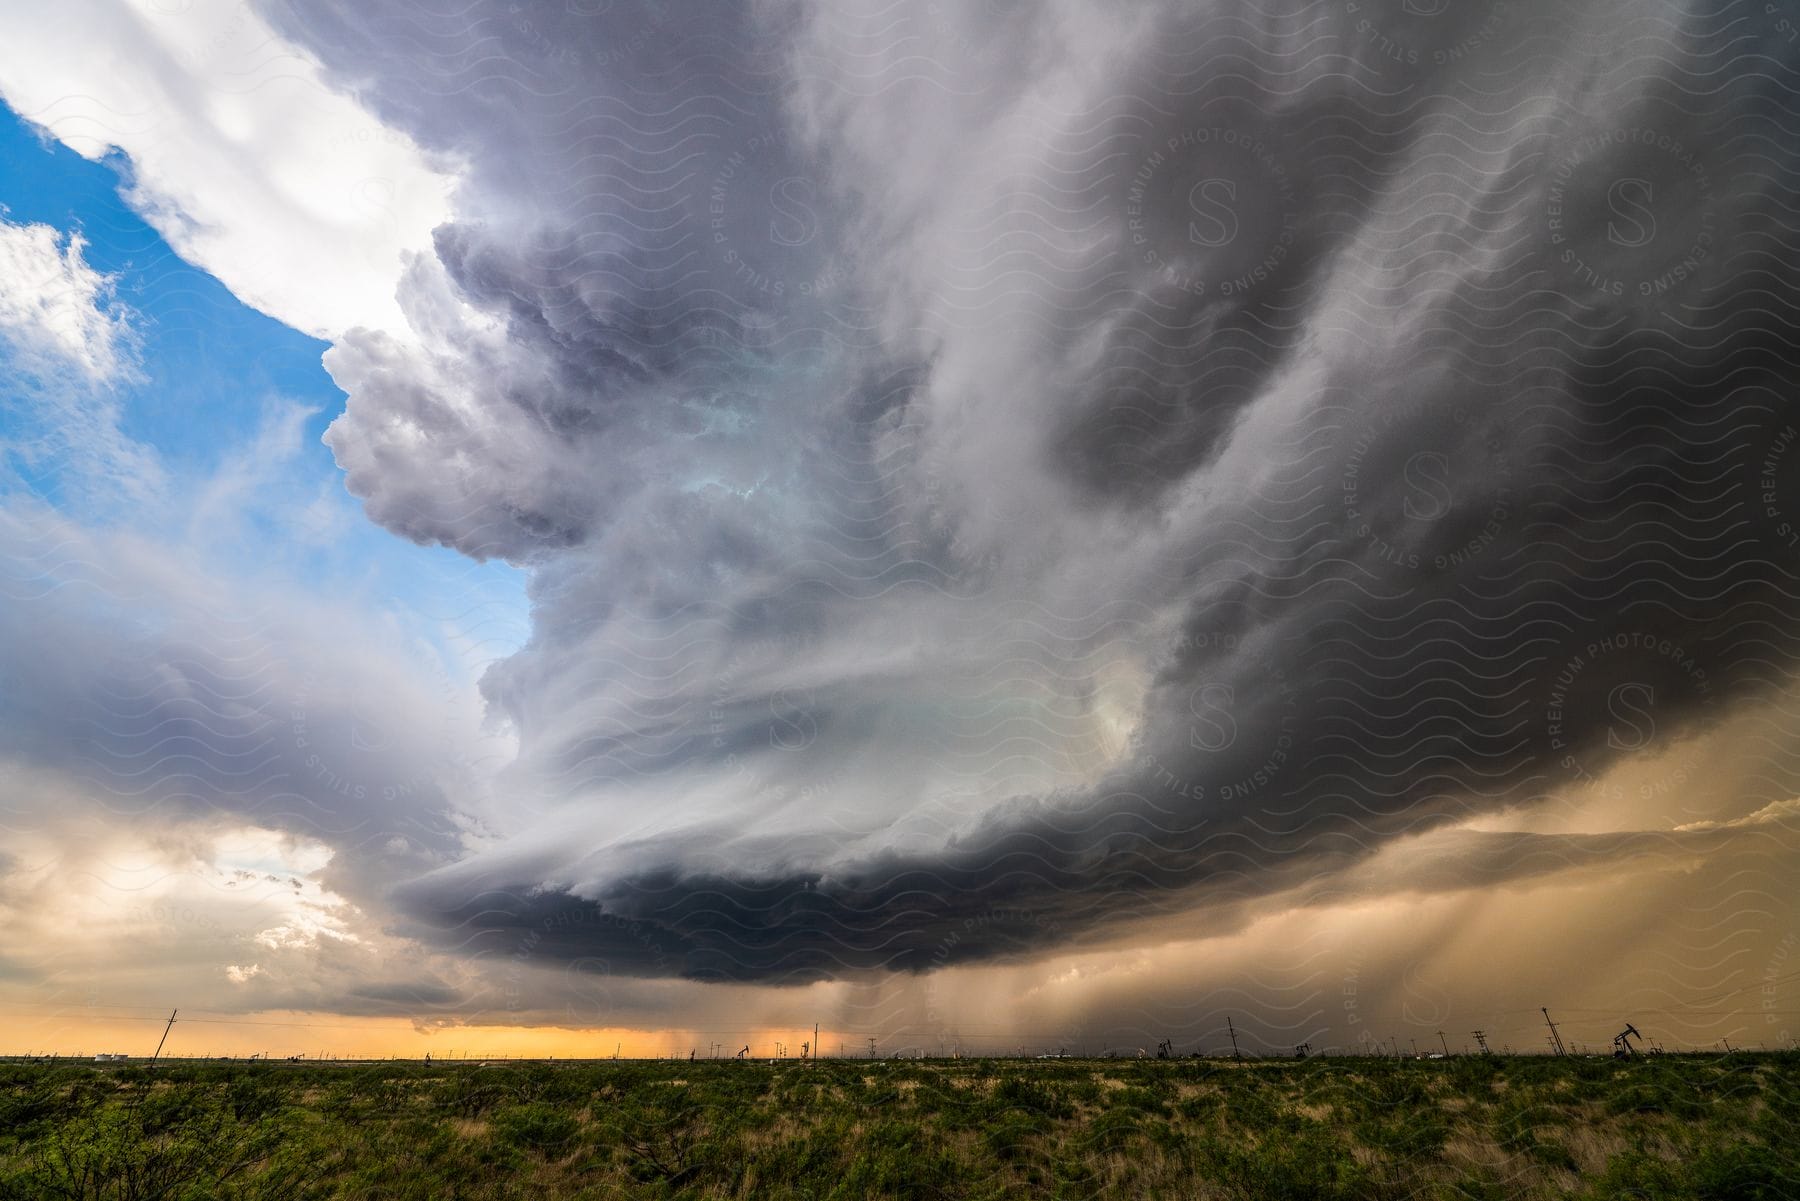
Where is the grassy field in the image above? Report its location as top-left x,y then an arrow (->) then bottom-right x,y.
0,1052 -> 1793,1199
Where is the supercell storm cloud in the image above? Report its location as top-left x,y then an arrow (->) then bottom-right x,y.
2,0 -> 1798,1050
256,1 -> 1800,980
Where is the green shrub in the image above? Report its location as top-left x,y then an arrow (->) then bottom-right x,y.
432,1070 -> 507,1118
1355,1111 -> 1449,1161
831,1121 -> 957,1201
1690,1142 -> 1792,1201
993,1073 -> 1074,1119
224,1073 -> 290,1122
0,1086 -> 294,1200
605,1088 -> 718,1187
1223,1126 -> 1372,1201
491,1101 -> 580,1154
984,1110 -> 1051,1160
1582,1148 -> 1684,1201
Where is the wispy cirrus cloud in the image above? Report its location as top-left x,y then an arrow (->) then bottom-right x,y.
0,219 -> 134,381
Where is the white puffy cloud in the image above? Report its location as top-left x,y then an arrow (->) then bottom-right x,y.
0,0 -> 457,339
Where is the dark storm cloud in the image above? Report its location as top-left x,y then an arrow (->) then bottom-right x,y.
259,0 -> 1800,979
392,787 -> 1800,983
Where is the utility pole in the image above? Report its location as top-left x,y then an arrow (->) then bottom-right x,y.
1472,1030 -> 1490,1055
814,1023 -> 820,1065
1541,1008 -> 1567,1056
867,1037 -> 877,1059
1438,1031 -> 1450,1057
148,1010 -> 178,1068
1226,1016 -> 1240,1059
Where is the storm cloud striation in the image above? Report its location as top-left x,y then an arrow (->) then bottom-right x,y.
239,0 -> 1800,985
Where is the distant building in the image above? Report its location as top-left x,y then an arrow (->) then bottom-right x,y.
93,1053 -> 129,1062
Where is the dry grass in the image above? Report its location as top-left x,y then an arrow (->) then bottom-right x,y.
0,1052 -> 1792,1199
